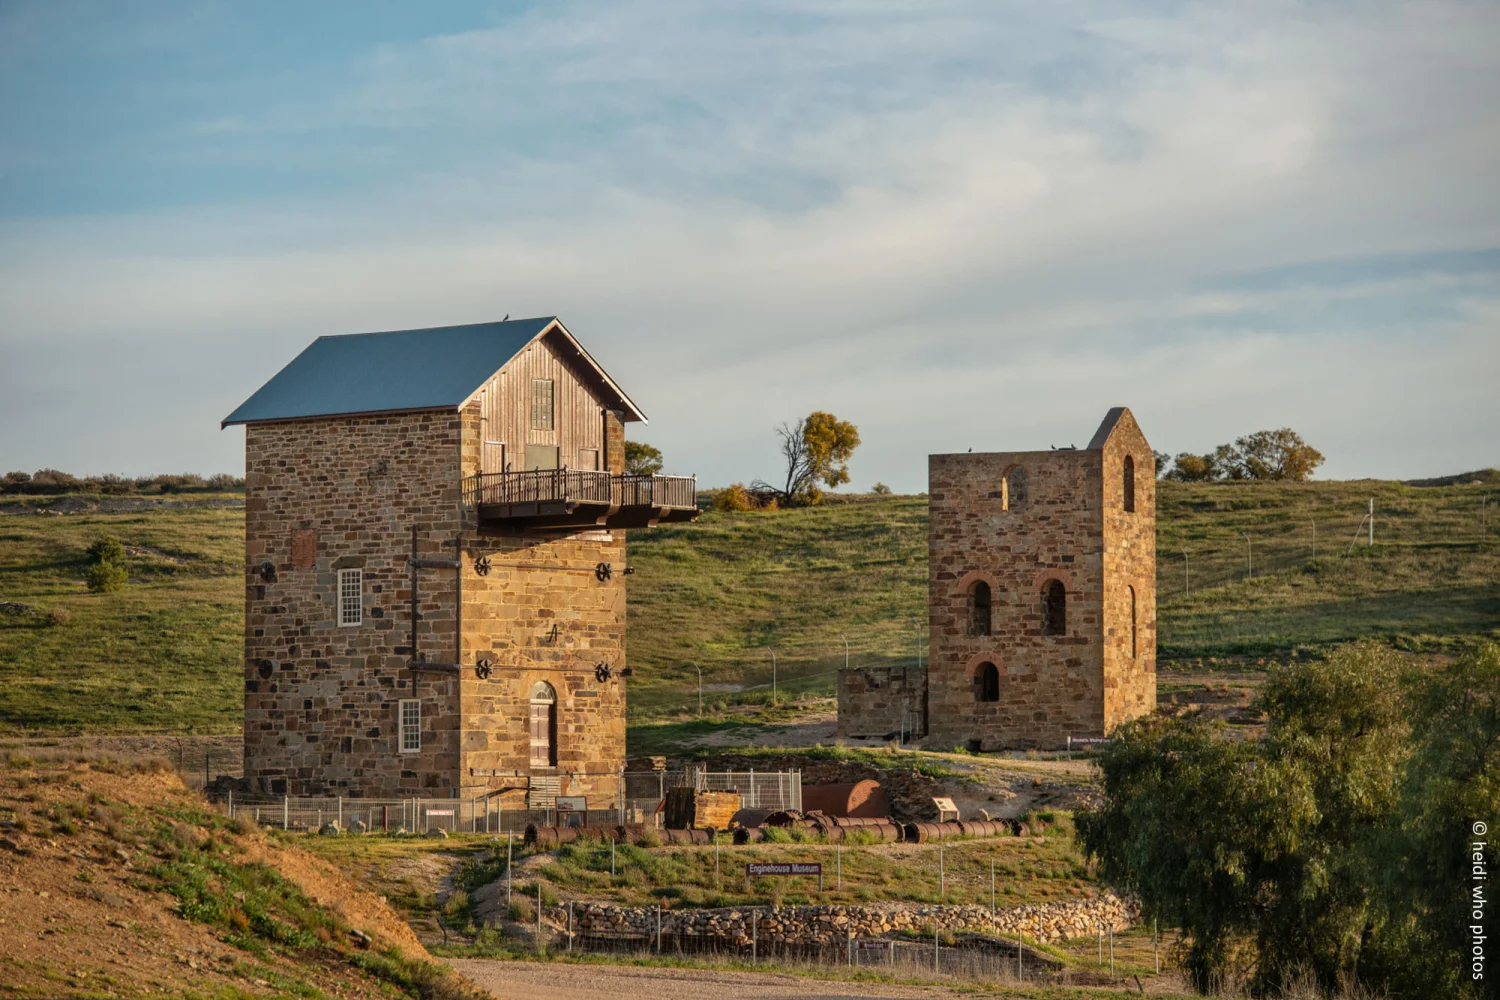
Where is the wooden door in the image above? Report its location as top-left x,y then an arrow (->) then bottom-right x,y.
529,701 -> 555,767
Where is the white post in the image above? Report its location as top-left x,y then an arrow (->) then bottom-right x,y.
337,796 -> 342,828
1109,923 -> 1115,976
537,881 -> 542,954
227,790 -> 232,818
934,920 -> 939,972
506,833 -> 513,908
752,909 -> 757,963
283,795 -> 288,830
1369,498 -> 1374,547
990,859 -> 995,918
939,844 -> 944,898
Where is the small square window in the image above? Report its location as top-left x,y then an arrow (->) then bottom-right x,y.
531,378 -> 554,430
399,699 -> 421,753
338,568 -> 362,626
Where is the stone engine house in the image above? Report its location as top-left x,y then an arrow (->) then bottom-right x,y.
839,407 -> 1155,749
222,317 -> 697,804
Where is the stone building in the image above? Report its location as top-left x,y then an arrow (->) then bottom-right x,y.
839,407 -> 1155,748
222,317 -> 697,804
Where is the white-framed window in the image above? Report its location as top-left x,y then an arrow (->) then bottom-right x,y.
338,568 -> 362,626
399,699 -> 421,753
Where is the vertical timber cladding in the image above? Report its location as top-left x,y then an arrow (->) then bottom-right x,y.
459,400 -> 628,805
924,408 -> 1156,750
479,330 -> 610,473
243,412 -> 465,796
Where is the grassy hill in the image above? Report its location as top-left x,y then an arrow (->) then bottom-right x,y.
1,476 -> 1495,732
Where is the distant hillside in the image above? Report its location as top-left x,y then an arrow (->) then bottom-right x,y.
1,477 -> 1495,731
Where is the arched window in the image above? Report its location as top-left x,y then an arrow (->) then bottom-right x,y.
1123,455 -> 1136,513
1042,580 -> 1066,636
1003,467 -> 1028,510
1129,585 -> 1138,658
968,581 -> 992,636
976,662 -> 1000,702
529,681 -> 557,767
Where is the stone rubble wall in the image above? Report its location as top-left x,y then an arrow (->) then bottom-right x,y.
550,894 -> 1137,947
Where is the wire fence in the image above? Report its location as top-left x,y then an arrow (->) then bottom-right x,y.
213,770 -> 801,834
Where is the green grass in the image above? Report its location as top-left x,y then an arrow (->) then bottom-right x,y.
2,477 -> 1495,733
0,501 -> 243,732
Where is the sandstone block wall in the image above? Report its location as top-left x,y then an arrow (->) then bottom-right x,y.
242,402 -> 631,801
243,412 -> 465,796
836,666 -> 927,741
927,450 -> 1105,749
922,408 -> 1156,750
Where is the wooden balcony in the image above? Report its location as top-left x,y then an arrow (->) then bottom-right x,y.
463,470 -> 699,530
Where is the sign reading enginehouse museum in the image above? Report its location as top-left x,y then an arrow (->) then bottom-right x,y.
746,862 -> 823,877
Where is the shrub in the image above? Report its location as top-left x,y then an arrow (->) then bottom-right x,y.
86,562 -> 128,593
871,482 -> 892,495
86,536 -> 125,564
712,483 -> 757,512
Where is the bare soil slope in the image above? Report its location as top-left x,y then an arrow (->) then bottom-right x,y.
0,755 -> 483,999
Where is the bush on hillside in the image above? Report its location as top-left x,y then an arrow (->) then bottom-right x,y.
86,536 -> 126,564
85,562 -> 128,594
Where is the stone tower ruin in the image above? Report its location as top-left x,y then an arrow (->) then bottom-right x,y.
839,407 -> 1155,748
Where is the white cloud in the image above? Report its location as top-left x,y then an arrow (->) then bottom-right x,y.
0,0 -> 1497,482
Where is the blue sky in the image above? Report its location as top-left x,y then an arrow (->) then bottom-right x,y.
1,0 -> 1497,488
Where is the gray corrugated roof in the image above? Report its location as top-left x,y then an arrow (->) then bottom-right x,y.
223,317 -> 591,426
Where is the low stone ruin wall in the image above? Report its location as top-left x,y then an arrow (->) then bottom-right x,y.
550,893 -> 1136,947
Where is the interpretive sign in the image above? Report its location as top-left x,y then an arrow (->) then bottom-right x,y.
746,862 -> 822,877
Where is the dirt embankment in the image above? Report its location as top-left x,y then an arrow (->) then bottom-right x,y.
0,756 -> 483,999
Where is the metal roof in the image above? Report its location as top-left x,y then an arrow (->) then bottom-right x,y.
221,317 -> 645,427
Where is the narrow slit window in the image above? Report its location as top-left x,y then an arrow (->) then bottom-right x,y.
1123,455 -> 1136,512
1042,580 -> 1066,636
968,581 -> 992,636
338,568 -> 362,626
531,378 -> 554,430
1005,467 -> 1028,510
399,699 -> 421,753
1129,585 -> 1138,658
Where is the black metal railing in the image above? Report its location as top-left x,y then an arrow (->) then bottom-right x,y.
463,470 -> 697,509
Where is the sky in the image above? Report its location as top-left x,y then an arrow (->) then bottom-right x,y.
1,1 -> 1497,491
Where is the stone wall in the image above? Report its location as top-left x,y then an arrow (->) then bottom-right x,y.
552,893 -> 1137,946
927,448 -> 1104,749
457,399 -> 628,805
836,666 -> 927,741
243,401 -> 631,802
921,408 -> 1156,750
1096,411 -> 1157,729
243,412 -> 465,796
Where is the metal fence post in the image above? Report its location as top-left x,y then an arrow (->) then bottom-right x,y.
656,901 -> 662,955
506,833 -> 513,908
939,844 -> 944,898
569,900 -> 574,952
283,795 -> 288,831
337,796 -> 342,829
934,920 -> 939,972
1109,923 -> 1114,977
752,909 -> 757,963
536,881 -> 542,954
227,790 -> 232,819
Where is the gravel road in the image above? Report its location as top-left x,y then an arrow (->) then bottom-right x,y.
450,959 -> 989,999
